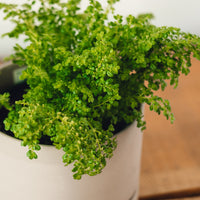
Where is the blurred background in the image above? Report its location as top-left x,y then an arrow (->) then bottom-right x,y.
140,57 -> 200,200
1,0 -> 200,199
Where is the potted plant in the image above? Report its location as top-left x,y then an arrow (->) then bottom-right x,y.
0,0 -> 200,199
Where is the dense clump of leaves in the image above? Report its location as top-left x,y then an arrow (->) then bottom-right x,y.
0,93 -> 11,111
0,0 -> 200,179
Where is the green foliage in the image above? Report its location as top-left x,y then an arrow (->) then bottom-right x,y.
0,93 -> 12,111
0,0 -> 200,179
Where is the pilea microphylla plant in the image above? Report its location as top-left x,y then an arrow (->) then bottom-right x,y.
0,0 -> 200,180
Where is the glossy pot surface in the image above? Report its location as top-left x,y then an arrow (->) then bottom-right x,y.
0,116 -> 143,200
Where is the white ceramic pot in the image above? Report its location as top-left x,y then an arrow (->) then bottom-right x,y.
0,117 -> 143,200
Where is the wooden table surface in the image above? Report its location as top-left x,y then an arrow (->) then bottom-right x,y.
139,57 -> 200,200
